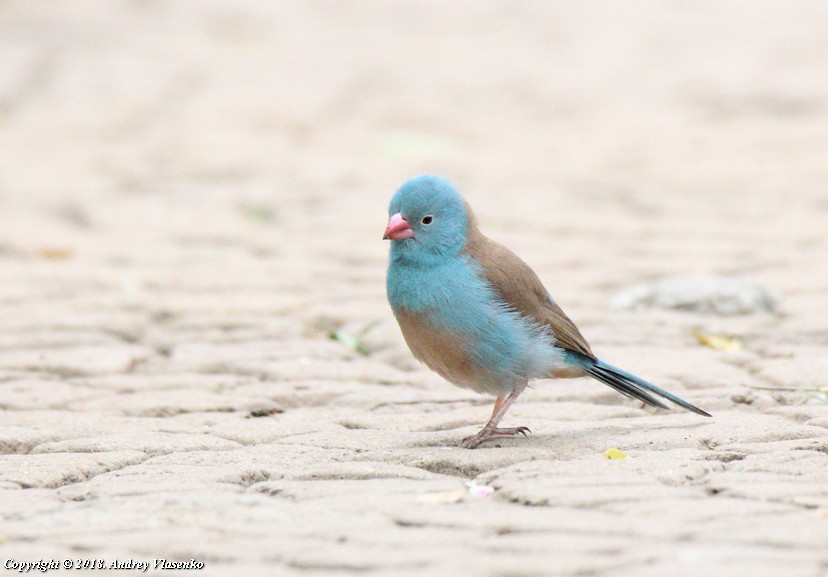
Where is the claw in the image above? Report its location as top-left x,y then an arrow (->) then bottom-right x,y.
461,435 -> 484,450
461,425 -> 532,449
463,389 -> 530,449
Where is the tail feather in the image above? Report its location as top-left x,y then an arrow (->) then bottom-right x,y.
571,353 -> 711,417
584,363 -> 671,410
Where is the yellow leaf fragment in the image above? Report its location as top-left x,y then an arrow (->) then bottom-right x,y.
692,329 -> 743,352
36,248 -> 73,260
415,488 -> 466,504
604,448 -> 628,460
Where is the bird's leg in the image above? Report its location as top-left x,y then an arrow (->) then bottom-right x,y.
489,396 -> 505,420
462,386 -> 530,449
481,391 -> 531,438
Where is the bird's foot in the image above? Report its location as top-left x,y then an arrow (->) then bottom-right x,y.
461,426 -> 531,449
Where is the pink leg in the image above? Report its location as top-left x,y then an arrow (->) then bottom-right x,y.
462,386 -> 530,449
489,396 -> 505,420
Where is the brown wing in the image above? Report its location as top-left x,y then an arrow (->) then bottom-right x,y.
463,215 -> 595,359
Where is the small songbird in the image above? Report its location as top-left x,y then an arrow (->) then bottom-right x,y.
383,175 -> 710,449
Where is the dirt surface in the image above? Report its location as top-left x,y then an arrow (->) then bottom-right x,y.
1,2 -> 827,576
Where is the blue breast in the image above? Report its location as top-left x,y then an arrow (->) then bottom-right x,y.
387,254 -> 556,387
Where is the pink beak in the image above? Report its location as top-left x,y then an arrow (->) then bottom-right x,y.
383,212 -> 415,240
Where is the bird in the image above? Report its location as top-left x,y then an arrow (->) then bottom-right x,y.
383,175 -> 711,449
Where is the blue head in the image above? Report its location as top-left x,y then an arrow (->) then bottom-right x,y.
383,175 -> 469,264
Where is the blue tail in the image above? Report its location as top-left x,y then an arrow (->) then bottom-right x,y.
567,352 -> 711,417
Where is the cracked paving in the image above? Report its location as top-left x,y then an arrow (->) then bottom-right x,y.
1,2 -> 827,577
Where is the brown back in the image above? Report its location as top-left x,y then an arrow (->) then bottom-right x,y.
463,207 -> 595,359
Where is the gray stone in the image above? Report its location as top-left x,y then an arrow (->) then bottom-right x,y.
611,275 -> 780,315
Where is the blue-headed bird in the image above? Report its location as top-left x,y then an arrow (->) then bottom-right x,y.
383,175 -> 710,449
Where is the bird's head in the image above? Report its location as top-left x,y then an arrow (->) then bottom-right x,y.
383,175 -> 469,261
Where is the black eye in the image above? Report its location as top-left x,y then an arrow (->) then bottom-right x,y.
421,215 -> 433,225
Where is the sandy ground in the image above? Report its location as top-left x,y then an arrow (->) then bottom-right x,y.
1,1 -> 827,576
